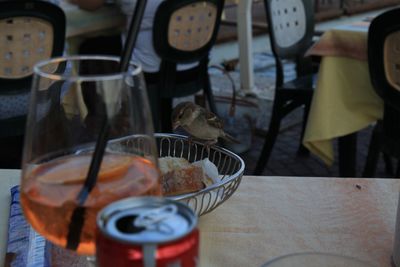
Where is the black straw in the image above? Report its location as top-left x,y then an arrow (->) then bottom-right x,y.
120,0 -> 147,72
66,0 -> 148,251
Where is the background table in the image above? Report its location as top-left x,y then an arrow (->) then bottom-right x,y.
1,171 -> 399,266
60,0 -> 125,39
62,0 -> 256,92
303,22 -> 383,170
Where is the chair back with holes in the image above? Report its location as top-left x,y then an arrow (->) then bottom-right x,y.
149,0 -> 224,132
367,7 -> 400,158
265,0 -> 314,59
153,0 -> 224,64
368,7 -> 400,111
0,0 -> 65,94
253,0 -> 316,175
0,0 -> 65,140
264,0 -> 314,86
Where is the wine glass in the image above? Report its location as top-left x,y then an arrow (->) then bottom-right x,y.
19,55 -> 161,257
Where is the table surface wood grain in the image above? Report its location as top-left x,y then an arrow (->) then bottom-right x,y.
200,176 -> 398,267
0,171 -> 398,266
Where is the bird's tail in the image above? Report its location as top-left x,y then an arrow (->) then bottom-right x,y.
222,132 -> 240,144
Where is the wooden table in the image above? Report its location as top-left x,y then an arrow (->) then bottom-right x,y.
1,171 -> 398,266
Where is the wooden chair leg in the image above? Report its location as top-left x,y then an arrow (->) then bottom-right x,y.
253,97 -> 283,175
362,126 -> 381,177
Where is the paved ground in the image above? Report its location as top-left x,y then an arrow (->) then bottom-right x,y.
240,121 -> 391,178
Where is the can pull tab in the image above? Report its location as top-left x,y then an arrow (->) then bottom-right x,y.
134,204 -> 177,228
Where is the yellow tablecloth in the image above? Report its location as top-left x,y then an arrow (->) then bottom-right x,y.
303,25 -> 383,166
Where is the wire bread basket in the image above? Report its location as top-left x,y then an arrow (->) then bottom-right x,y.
109,133 -> 244,216
155,133 -> 245,216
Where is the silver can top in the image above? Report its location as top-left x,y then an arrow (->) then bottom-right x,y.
97,197 -> 197,244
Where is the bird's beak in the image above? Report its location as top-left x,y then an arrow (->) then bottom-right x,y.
172,121 -> 180,130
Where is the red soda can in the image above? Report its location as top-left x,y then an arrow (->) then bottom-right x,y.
96,197 -> 199,267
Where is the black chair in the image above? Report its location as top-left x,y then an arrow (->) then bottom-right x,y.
146,0 -> 224,132
362,8 -> 400,178
253,0 -> 315,175
0,0 -> 65,168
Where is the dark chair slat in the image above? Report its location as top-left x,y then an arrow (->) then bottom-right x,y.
0,1 -> 65,168
363,7 -> 400,178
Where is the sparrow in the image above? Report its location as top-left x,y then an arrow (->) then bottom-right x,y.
171,101 -> 239,145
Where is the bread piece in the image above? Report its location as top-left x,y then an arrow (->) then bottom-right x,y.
159,157 -> 205,196
158,156 -> 191,173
